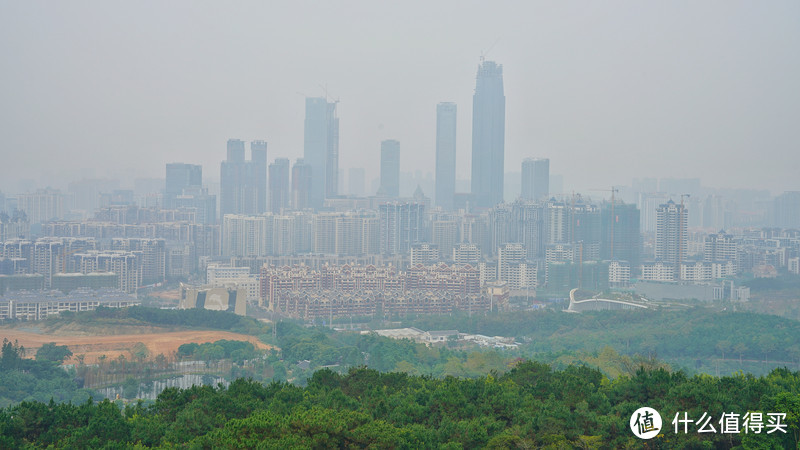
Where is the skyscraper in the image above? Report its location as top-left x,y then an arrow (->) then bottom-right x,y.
379,140 -> 400,198
471,60 -> 505,208
601,202 -> 641,275
303,97 -> 339,209
655,200 -> 688,275
220,139 -> 267,218
250,140 -> 268,214
291,158 -> 312,210
165,163 -> 202,209
269,158 -> 290,213
521,158 -> 549,201
435,102 -> 457,210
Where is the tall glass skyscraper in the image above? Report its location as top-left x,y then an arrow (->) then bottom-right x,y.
269,158 -> 290,213
303,97 -> 339,210
435,102 -> 457,210
220,139 -> 267,218
471,60 -> 505,209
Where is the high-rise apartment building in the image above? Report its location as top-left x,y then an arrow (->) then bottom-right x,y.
222,214 -> 274,258
431,219 -> 458,260
379,140 -> 400,198
521,158 -> 549,201
17,189 -> 65,225
453,243 -> 480,266
379,202 -> 424,255
303,97 -> 339,209
704,231 -> 737,266
220,139 -> 267,217
269,158 -> 290,213
655,200 -> 688,274
435,102 -> 457,210
600,202 -> 641,274
471,60 -> 505,208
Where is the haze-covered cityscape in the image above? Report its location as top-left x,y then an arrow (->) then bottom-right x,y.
2,2 -> 800,447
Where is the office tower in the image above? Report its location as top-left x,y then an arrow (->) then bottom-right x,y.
291,159 -> 313,210
379,140 -> 400,198
348,168 -> 365,196
220,139 -> 267,217
521,158 -> 549,201
165,163 -> 202,209
250,140 -> 268,214
269,158 -> 290,213
379,202 -> 424,255
435,102 -> 457,210
303,97 -> 339,209
655,200 -> 688,272
600,202 -> 641,274
471,60 -> 505,208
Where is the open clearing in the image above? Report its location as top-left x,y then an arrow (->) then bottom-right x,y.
0,329 -> 272,365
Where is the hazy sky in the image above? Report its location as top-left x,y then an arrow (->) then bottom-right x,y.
1,1 -> 798,195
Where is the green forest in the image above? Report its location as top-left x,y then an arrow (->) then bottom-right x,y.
3,305 -> 800,447
2,353 -> 800,448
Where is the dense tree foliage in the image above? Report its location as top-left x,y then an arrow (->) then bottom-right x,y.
34,343 -> 72,364
177,339 -> 259,363
405,308 -> 800,369
3,363 -> 800,448
0,339 -> 93,408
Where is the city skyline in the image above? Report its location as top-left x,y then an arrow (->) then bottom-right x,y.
1,2 -> 799,196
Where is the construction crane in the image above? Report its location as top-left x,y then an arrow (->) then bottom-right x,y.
479,38 -> 500,63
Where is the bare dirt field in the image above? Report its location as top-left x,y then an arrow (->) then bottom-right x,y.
1,330 -> 272,365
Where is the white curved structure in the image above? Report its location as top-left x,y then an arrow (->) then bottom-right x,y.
567,288 -> 649,312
